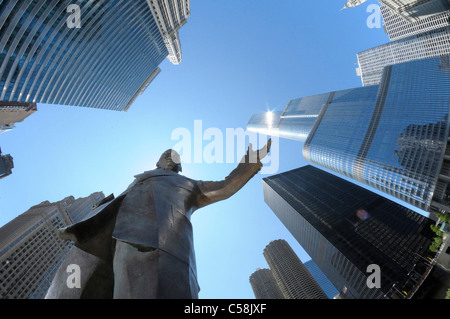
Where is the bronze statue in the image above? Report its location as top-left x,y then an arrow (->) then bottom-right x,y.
46,140 -> 271,299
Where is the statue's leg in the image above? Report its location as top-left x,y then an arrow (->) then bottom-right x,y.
112,240 -> 198,299
46,246 -> 113,299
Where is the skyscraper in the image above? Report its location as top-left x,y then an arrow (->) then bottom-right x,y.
262,166 -> 436,299
341,0 -> 369,9
0,101 -> 37,133
379,0 -> 450,23
0,192 -> 105,299
247,57 -> 450,219
0,153 -> 14,179
262,239 -> 328,299
304,57 -> 450,217
304,260 -> 339,299
247,93 -> 328,142
249,268 -> 285,299
356,26 -> 450,86
380,4 -> 450,41
0,0 -> 189,111
65,192 -> 106,223
147,0 -> 190,65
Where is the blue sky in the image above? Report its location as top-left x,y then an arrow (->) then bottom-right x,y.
0,0 -> 418,299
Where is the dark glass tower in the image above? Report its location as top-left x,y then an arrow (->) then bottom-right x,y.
262,165 -> 436,299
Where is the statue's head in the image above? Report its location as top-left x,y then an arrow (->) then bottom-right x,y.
156,149 -> 182,173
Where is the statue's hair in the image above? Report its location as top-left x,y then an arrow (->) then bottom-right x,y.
156,149 -> 182,173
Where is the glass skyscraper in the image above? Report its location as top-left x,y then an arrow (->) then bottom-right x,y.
247,56 -> 450,218
247,93 -> 330,142
263,165 -> 436,299
380,4 -> 450,41
305,57 -> 450,216
0,0 -> 189,111
357,26 -> 450,86
379,0 -> 450,22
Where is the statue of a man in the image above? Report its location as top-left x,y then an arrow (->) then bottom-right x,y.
46,140 -> 271,299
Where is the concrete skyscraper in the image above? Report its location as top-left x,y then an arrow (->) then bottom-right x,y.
249,268 -> 285,299
357,26 -> 450,86
355,2 -> 450,86
262,166 -> 436,299
379,0 -> 450,22
0,101 -> 37,133
0,0 -> 190,111
0,192 -> 105,299
262,239 -> 328,299
380,4 -> 450,41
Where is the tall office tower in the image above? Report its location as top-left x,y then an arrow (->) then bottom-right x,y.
0,101 -> 37,133
379,0 -> 450,22
249,268 -> 285,299
356,26 -> 450,86
262,166 -> 436,299
263,239 -> 328,299
0,0 -> 189,112
65,192 -> 105,223
380,5 -> 450,41
304,260 -> 339,299
147,0 -> 190,65
247,94 -> 328,142
0,193 -> 104,299
0,153 -> 14,179
341,0 -> 368,9
247,57 -> 450,220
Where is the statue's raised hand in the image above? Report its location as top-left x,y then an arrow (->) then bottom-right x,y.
241,138 -> 272,164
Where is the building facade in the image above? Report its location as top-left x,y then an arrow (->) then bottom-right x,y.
146,0 -> 190,65
247,57 -> 450,219
304,57 -> 450,217
341,0 -> 368,9
0,101 -> 37,133
0,153 -> 14,179
379,0 -> 450,22
249,268 -> 285,299
65,191 -> 105,223
357,26 -> 450,86
304,260 -> 339,299
380,4 -> 450,41
262,166 -> 436,299
0,0 -> 189,111
262,239 -> 328,299
0,192 -> 104,299
247,93 -> 328,142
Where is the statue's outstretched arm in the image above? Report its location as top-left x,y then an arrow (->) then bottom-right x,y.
196,139 -> 271,208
